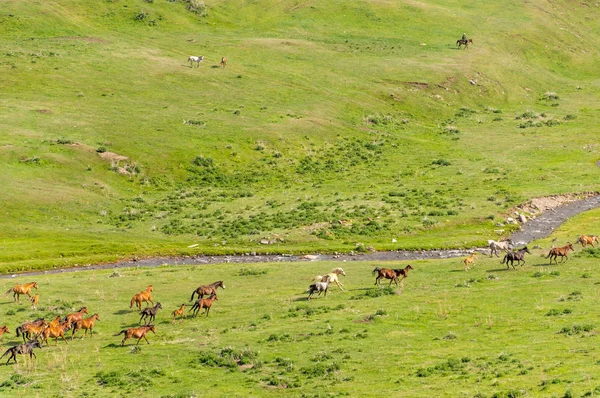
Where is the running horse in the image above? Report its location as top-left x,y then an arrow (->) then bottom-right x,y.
190,281 -> 225,302
6,282 -> 38,303
488,239 -> 512,258
373,265 -> 414,288
456,38 -> 473,49
313,268 -> 346,291
577,235 -> 599,248
546,243 -> 575,264
501,247 -> 531,269
115,324 -> 156,346
130,285 -> 154,310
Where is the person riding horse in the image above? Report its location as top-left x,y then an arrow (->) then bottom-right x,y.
462,33 -> 467,42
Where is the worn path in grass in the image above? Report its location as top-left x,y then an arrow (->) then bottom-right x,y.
3,195 -> 598,279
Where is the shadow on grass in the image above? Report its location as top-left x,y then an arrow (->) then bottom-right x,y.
486,268 -> 512,273
113,309 -> 130,315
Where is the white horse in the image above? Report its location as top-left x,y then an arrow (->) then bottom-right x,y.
488,239 -> 512,257
307,275 -> 330,300
312,268 -> 346,291
188,55 -> 204,68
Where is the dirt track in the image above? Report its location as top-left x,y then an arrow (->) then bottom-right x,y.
3,194 -> 599,279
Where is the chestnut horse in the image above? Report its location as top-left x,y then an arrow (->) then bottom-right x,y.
577,235 -> 599,248
63,307 -> 88,327
6,282 -> 38,303
115,324 -> 156,346
190,293 -> 218,318
546,243 -> 575,264
373,265 -> 414,287
30,294 -> 39,310
40,321 -> 71,346
16,319 -> 47,343
463,253 -> 478,271
130,285 -> 154,310
0,326 -> 10,344
190,281 -> 225,302
220,56 -> 227,68
71,314 -> 100,340
172,304 -> 186,320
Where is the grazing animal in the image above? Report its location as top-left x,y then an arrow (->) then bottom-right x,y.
220,56 -> 227,68
456,38 -> 473,49
546,243 -> 575,264
172,304 -> 186,320
373,265 -> 414,287
188,55 -> 204,68
190,294 -> 218,318
40,320 -> 71,346
463,252 -> 478,271
313,268 -> 346,291
140,302 -> 162,325
501,247 -> 531,269
0,326 -> 10,344
115,324 -> 156,346
0,340 -> 42,364
6,282 -> 38,303
130,285 -> 154,310
307,275 -> 331,300
16,319 -> 46,343
30,294 -> 39,310
577,235 -> 599,248
190,281 -> 225,302
63,307 -> 89,328
488,239 -> 512,257
71,314 -> 100,340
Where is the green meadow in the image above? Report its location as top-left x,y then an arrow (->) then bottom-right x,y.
1,0 -> 599,272
0,232 -> 599,397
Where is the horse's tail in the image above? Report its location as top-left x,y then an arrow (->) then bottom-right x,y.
5,288 -> 12,296
190,290 -> 197,302
15,326 -> 22,337
129,296 -> 135,308
0,348 -> 10,360
113,330 -> 127,337
500,255 -> 507,264
372,267 -> 381,275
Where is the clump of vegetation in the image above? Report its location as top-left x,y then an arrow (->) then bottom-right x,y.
0,374 -> 32,389
187,0 -> 207,16
191,347 -> 258,370
542,91 -> 559,101
558,324 -> 594,336
545,308 -> 572,316
238,267 -> 267,276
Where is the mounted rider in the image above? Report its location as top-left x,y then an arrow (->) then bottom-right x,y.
461,33 -> 467,43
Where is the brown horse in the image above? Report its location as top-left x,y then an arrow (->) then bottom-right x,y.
130,285 -> 154,310
30,294 -> 39,310
546,243 -> 575,264
577,235 -> 599,248
0,326 -> 10,344
63,307 -> 88,327
456,38 -> 473,49
190,293 -> 218,318
220,56 -> 227,68
190,281 -> 225,302
139,302 -> 162,325
115,324 -> 156,346
6,282 -> 38,303
71,314 -> 100,340
172,304 -> 186,320
16,319 -> 47,343
373,265 -> 414,287
40,321 -> 71,346
463,253 -> 478,271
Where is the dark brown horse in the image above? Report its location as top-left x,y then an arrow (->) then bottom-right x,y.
115,324 -> 156,346
190,293 -> 218,318
190,281 -> 225,302
546,243 -> 575,264
456,38 -> 473,49
373,265 -> 414,287
0,340 -> 41,364
140,302 -> 162,325
501,247 -> 531,269
6,282 -> 38,303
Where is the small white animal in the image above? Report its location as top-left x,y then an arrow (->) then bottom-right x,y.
188,55 -> 204,68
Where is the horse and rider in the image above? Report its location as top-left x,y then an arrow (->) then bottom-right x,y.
457,32 -> 473,49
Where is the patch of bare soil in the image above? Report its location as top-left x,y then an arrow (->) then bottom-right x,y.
98,151 -> 128,162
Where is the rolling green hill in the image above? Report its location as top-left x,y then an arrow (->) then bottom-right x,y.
1,0 -> 599,272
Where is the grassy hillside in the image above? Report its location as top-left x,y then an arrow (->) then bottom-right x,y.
1,0 -> 599,272
0,233 -> 600,396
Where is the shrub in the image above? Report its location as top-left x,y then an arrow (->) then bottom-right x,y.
187,0 -> 207,16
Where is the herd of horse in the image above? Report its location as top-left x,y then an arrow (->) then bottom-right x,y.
0,233 -> 595,363
462,234 -> 597,271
